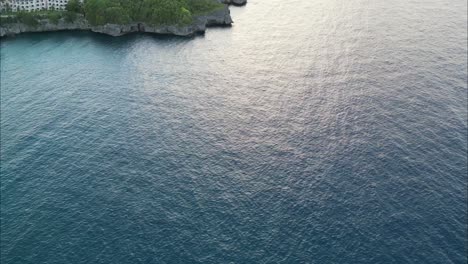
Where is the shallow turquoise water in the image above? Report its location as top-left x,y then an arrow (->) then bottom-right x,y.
1,0 -> 467,263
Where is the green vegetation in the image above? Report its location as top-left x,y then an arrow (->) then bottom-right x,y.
64,11 -> 78,23
0,16 -> 18,25
47,11 -> 62,24
15,12 -> 40,26
187,0 -> 225,15
0,0 -> 223,27
0,10 -> 79,27
66,0 -> 84,13
82,0 -> 223,26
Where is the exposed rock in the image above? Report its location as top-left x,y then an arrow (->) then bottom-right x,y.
219,0 -> 247,6
91,23 -> 137,37
0,15 -> 90,37
0,4 -> 235,37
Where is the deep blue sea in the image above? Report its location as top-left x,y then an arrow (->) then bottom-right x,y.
1,0 -> 467,263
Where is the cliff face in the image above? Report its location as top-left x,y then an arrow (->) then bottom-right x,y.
0,5 -> 233,37
0,16 -> 90,37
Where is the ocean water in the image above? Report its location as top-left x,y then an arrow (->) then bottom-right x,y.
1,0 -> 467,263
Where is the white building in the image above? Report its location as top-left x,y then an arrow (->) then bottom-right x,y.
0,0 -> 83,12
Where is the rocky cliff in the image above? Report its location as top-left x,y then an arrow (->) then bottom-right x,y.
220,0 -> 247,6
0,4 -> 234,37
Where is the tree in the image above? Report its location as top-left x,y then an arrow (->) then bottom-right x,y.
17,11 -> 39,27
47,11 -> 61,24
64,11 -> 78,23
66,0 -> 83,13
82,0 -> 221,26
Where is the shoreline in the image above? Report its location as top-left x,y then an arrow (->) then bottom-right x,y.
0,0 -> 247,38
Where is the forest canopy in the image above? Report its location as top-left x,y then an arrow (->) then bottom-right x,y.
75,0 -> 223,26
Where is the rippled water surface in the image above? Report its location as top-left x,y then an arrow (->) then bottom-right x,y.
1,0 -> 467,263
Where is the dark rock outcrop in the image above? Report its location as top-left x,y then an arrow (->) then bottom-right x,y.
219,0 -> 247,6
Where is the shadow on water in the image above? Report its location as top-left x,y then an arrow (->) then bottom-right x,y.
0,31 -> 187,52
0,26 -> 236,46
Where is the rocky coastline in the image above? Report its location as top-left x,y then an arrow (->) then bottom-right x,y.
221,0 -> 247,6
0,0 -> 247,38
